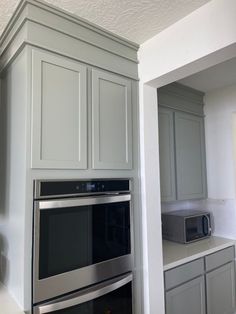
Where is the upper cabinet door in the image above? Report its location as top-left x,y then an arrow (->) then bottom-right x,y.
158,107 -> 176,202
92,69 -> 132,169
175,112 -> 207,200
31,50 -> 87,169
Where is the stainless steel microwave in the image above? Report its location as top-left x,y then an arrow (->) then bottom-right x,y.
162,209 -> 211,243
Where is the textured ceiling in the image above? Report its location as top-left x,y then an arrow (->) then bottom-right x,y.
0,0 -> 210,44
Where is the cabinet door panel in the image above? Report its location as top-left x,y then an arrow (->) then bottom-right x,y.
175,112 -> 207,200
31,49 -> 87,169
206,262 -> 236,314
92,69 -> 132,169
166,276 -> 206,314
158,107 -> 176,201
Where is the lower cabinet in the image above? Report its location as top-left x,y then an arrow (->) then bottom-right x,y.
164,246 -> 236,314
206,262 -> 236,314
166,276 -> 206,314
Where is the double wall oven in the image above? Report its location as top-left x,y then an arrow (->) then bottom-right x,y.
32,179 -> 133,314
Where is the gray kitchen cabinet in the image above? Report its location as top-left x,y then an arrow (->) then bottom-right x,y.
206,262 -> 236,314
0,1 -> 140,312
164,246 -> 236,314
92,69 -> 132,169
166,276 -> 206,314
175,112 -> 207,200
31,49 -> 87,169
158,83 -> 207,201
31,49 -> 134,170
158,107 -> 176,201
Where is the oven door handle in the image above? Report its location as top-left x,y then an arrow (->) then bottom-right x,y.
38,194 -> 131,210
36,273 -> 132,313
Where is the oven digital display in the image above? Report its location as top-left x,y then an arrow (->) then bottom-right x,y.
86,183 -> 96,191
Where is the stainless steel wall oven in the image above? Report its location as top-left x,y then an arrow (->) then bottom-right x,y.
33,179 -> 133,310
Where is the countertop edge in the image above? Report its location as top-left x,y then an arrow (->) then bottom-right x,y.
163,238 -> 236,271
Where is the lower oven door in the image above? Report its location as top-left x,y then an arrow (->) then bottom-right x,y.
33,273 -> 132,314
33,194 -> 132,303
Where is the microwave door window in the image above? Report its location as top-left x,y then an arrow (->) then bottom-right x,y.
39,202 -> 131,279
185,216 -> 205,242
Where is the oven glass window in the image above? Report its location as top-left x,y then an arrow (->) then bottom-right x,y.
50,282 -> 132,314
39,202 -> 131,279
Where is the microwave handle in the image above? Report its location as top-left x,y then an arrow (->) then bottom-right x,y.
36,273 -> 132,314
203,214 -> 211,236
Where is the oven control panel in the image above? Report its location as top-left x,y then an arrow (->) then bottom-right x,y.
35,179 -> 131,198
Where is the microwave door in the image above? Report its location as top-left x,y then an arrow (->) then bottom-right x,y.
186,215 -> 211,242
185,216 -> 202,242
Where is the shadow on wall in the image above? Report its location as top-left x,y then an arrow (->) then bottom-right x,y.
0,233 -> 9,284
0,76 -> 8,219
233,112 -> 236,199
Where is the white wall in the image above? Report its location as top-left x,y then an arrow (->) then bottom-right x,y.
0,50 -> 28,308
139,84 -> 165,314
138,0 -> 236,313
139,0 -> 236,87
203,84 -> 236,239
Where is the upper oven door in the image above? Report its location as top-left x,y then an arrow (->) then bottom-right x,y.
33,194 -> 133,304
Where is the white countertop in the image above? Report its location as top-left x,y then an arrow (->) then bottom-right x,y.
0,284 -> 25,314
163,236 -> 236,271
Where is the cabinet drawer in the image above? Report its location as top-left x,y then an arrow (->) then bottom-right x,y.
205,246 -> 235,272
165,258 -> 204,290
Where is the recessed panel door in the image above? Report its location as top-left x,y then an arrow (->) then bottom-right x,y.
166,276 -> 206,314
158,107 -> 176,201
175,112 -> 207,200
206,262 -> 236,314
31,49 -> 87,169
92,69 -> 132,169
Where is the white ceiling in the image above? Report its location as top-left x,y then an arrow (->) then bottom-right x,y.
178,57 -> 236,93
0,0 -> 210,44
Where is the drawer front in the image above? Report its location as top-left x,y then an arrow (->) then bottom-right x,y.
205,246 -> 235,272
165,258 -> 204,290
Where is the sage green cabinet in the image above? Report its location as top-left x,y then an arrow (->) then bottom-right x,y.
158,107 -> 176,201
158,107 -> 207,201
92,69 -> 132,169
206,262 -> 236,314
175,112 -> 207,200
31,49 -> 87,169
164,246 -> 236,314
158,83 -> 207,201
31,49 -> 134,170
166,276 -> 206,314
